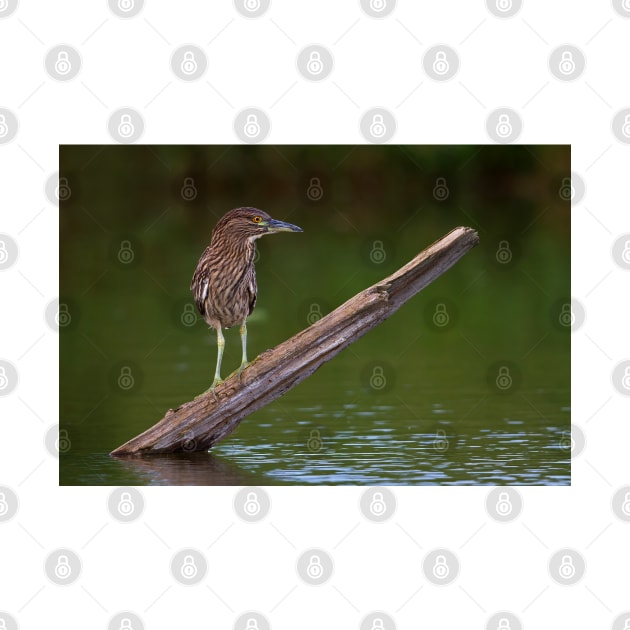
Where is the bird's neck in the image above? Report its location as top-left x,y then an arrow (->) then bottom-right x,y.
210,230 -> 256,267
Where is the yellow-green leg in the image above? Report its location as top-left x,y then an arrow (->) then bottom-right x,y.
238,321 -> 249,382
205,325 -> 225,395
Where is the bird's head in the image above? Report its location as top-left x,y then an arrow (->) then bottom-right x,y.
216,207 -> 303,242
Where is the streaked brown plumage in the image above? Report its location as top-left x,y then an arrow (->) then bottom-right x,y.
191,207 -> 303,393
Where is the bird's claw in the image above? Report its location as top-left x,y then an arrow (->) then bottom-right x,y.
195,378 -> 224,401
225,362 -> 251,385
237,361 -> 251,384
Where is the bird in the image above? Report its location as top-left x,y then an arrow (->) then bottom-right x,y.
191,207 -> 303,395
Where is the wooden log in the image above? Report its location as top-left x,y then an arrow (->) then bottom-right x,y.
110,226 -> 479,456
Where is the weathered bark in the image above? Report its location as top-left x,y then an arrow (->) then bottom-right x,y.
110,226 -> 479,456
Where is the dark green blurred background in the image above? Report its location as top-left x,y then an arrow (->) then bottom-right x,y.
60,145 -> 570,486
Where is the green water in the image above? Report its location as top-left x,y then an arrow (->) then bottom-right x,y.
60,144 -> 570,485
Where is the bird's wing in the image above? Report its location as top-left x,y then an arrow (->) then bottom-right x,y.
247,275 -> 257,316
191,250 -> 212,316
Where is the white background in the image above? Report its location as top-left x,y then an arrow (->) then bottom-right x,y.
1,1 -> 629,628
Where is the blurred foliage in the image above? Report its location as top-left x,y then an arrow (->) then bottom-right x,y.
60,143 -> 570,348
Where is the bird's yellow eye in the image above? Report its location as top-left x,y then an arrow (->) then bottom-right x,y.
252,216 -> 262,224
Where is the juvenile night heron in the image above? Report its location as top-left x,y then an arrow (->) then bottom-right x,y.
191,207 -> 303,394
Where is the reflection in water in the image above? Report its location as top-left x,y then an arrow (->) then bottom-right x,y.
61,349 -> 571,486
61,353 -> 571,486
110,452 -> 268,486
73,398 -> 570,486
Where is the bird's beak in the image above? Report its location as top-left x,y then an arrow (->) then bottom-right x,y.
265,218 -> 303,233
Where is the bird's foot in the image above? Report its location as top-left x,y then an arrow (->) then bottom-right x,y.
195,378 -> 224,401
225,362 -> 251,385
237,361 -> 251,384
